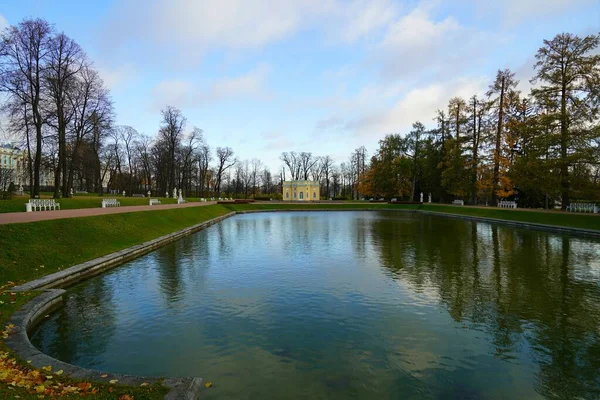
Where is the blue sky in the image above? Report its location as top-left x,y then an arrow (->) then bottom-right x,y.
1,0 -> 599,170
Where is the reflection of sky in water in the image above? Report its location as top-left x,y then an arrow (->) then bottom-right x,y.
31,212 -> 600,399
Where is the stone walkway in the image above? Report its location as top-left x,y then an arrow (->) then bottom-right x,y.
0,201 -> 217,225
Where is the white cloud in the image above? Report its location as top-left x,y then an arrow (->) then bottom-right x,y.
0,14 -> 8,32
325,0 -> 400,43
316,77 -> 488,140
374,3 -> 492,79
260,131 -> 295,151
105,0 -> 399,60
150,63 -> 272,110
97,63 -> 138,90
209,64 -> 272,100
352,77 -> 487,134
474,0 -> 599,26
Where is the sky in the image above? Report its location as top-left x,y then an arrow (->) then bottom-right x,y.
1,0 -> 599,171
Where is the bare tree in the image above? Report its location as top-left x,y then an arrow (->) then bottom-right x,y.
0,19 -> 53,197
261,168 -> 273,194
280,151 -> 299,180
45,32 -> 85,198
113,125 -> 138,195
320,155 -> 334,198
214,146 -> 236,195
299,152 -> 318,180
310,156 -> 323,182
250,158 -> 262,196
66,65 -> 113,196
159,106 -> 186,193
180,127 -> 202,196
197,144 -> 211,197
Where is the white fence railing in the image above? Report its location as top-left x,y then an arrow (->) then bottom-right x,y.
567,203 -> 598,213
498,200 -> 517,209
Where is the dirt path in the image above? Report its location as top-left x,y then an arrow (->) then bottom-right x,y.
0,201 -> 217,225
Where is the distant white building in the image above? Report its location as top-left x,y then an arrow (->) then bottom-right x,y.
0,142 -> 53,188
0,143 -> 27,186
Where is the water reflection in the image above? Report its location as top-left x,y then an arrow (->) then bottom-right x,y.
369,216 -> 600,399
31,212 -> 600,399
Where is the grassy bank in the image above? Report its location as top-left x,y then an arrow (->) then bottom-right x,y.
0,205 -> 232,286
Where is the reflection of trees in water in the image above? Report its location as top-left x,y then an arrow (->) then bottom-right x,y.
31,277 -> 117,367
156,241 -> 186,308
368,215 -> 600,398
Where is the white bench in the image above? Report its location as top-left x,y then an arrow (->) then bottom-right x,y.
149,199 -> 161,206
567,203 -> 598,213
101,198 -> 120,208
26,199 -> 61,212
452,200 -> 464,206
498,200 -> 517,209
132,193 -> 145,197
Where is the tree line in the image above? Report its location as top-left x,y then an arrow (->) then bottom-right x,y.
1,19 -> 598,207
358,32 -> 600,209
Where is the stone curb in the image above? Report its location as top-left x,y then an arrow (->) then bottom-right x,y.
4,289 -> 202,399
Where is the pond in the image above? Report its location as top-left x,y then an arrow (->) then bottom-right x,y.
31,211 -> 600,399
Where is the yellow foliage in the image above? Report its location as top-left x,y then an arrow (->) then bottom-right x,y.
0,325 -> 100,396
496,175 -> 516,198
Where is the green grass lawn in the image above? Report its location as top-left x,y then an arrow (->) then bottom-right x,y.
0,205 -> 232,286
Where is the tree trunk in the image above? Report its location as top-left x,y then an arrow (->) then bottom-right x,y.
470,100 -> 479,205
491,76 -> 505,206
560,82 -> 569,209
33,123 -> 42,197
24,111 -> 34,198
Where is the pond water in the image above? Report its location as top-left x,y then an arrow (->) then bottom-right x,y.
31,211 -> 600,399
